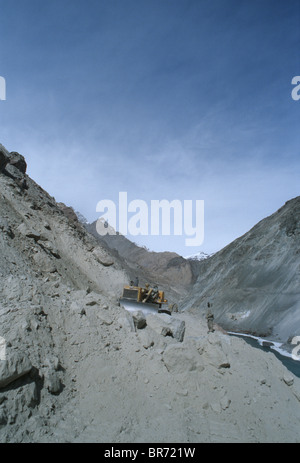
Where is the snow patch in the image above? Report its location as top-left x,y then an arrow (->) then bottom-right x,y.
185,251 -> 214,261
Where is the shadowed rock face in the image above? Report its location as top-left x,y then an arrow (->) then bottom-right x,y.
182,197 -> 300,343
0,150 -> 8,172
7,152 -> 27,174
0,145 -> 27,175
0,145 -> 12,172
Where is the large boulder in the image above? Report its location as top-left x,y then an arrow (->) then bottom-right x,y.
131,310 -> 147,329
44,369 -> 62,395
0,353 -> 32,389
9,152 -> 27,174
162,343 -> 204,374
146,313 -> 185,342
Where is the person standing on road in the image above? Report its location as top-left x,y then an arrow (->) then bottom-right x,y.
206,302 -> 215,333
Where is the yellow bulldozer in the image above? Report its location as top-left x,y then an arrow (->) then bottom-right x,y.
120,282 -> 170,315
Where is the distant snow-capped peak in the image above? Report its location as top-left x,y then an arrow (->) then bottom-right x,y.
185,251 -> 213,261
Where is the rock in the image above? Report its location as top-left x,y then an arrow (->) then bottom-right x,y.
32,252 -> 57,273
219,361 -> 231,369
197,336 -> 231,370
220,395 -> 231,410
282,372 -> 294,387
8,152 -> 27,174
97,259 -> 114,267
162,343 -> 204,374
262,341 -> 274,347
146,313 -> 185,342
0,149 -> 8,172
43,221 -> 51,230
45,370 -> 62,395
57,203 -> 79,223
176,388 -> 188,396
131,311 -> 146,330
0,406 -> 7,425
138,330 -> 155,350
39,240 -> 60,258
0,354 -> 32,389
97,312 -> 113,326
84,292 -> 102,307
161,327 -> 172,337
44,356 -> 60,372
92,248 -> 114,267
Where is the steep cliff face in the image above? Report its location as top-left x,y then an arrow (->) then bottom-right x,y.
182,197 -> 300,343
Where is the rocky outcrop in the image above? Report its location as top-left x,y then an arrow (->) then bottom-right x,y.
0,146 -> 27,175
57,203 -> 80,224
8,152 -> 27,174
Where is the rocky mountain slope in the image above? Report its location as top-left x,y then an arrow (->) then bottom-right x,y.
1,144 -> 300,443
182,197 -> 300,346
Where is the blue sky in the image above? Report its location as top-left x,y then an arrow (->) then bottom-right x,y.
0,0 -> 299,256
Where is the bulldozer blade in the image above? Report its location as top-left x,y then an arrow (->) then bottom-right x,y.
120,298 -> 160,315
